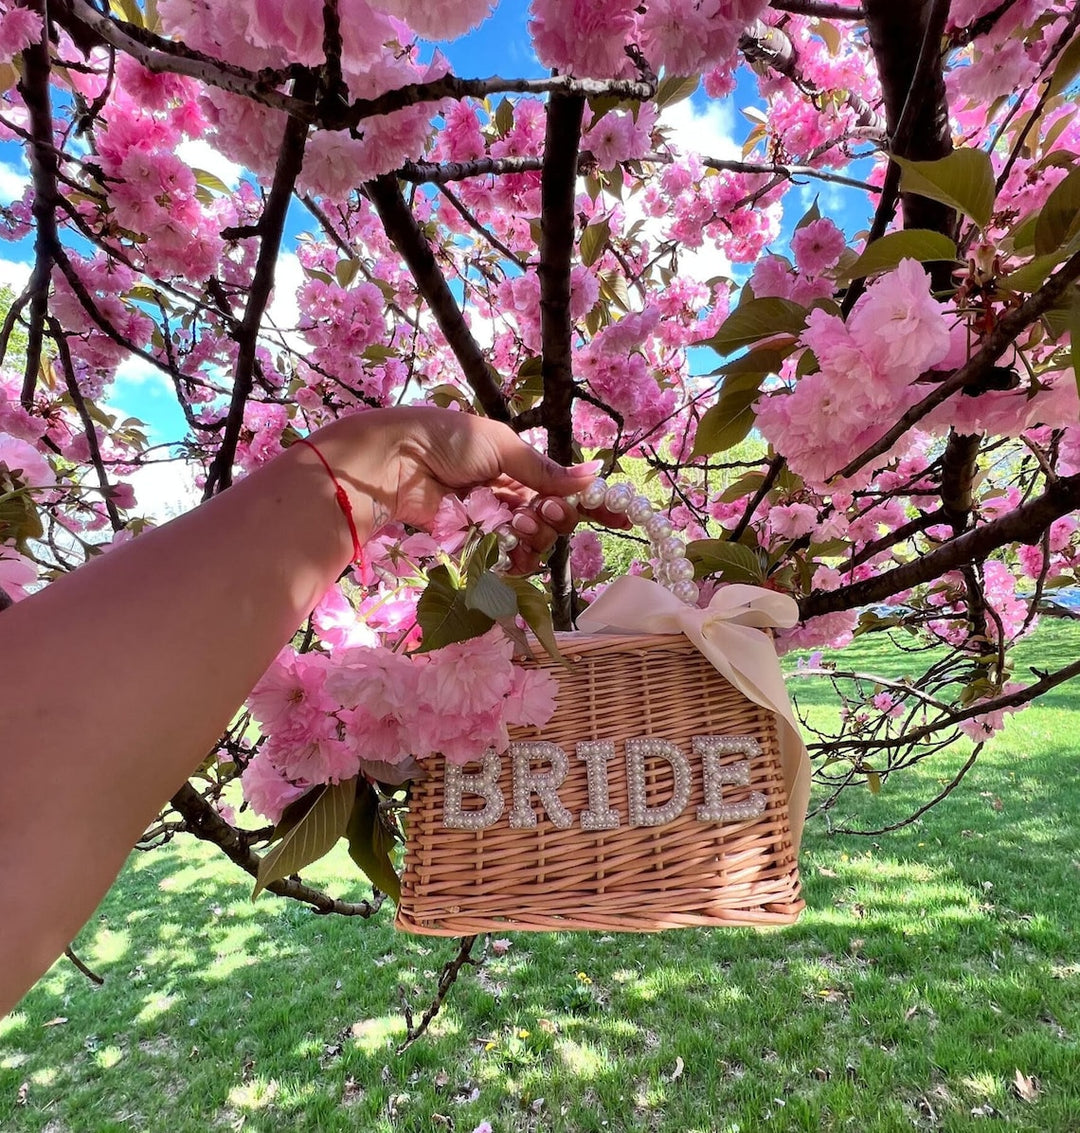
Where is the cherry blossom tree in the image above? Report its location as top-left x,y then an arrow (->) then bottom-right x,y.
3,0 -> 1080,956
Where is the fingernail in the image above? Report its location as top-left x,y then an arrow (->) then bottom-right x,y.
540,500 -> 567,523
569,459 -> 605,475
512,513 -> 539,535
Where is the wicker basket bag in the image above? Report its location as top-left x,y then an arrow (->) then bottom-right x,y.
396,575 -> 810,936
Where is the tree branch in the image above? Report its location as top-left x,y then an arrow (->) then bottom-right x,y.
946,0 -> 1022,48
169,784 -> 383,916
398,156 -> 545,184
47,317 -> 124,532
702,156 -> 879,193
59,0 -> 302,117
740,19 -> 886,137
205,78 -> 312,497
770,0 -> 865,16
801,470 -> 1080,616
538,91 -> 586,630
366,175 -> 510,422
436,184 -> 526,269
17,7 -> 59,409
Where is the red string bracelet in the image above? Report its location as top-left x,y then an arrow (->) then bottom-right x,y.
295,437 -> 364,566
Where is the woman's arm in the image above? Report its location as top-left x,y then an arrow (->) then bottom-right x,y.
0,407 -> 600,1015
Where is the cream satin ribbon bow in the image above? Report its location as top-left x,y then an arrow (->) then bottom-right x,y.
576,575 -> 811,853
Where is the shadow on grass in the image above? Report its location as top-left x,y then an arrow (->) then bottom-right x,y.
2,683 -> 1079,1131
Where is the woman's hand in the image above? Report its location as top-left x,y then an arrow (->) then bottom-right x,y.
309,407 -> 630,573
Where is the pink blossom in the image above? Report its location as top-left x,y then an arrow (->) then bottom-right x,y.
848,259 -> 952,384
503,668 -> 559,729
0,6 -> 43,62
528,0 -> 637,78
768,502 -> 818,541
959,683 -> 1026,741
570,530 -> 605,581
248,649 -> 333,731
0,548 -> 37,602
872,691 -> 905,719
0,435 -> 54,488
241,755 -> 308,823
378,0 -> 494,40
430,487 -> 512,553
791,218 -> 846,276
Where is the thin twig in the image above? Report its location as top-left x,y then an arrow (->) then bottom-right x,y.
397,935 -> 483,1052
48,317 -> 124,531
170,784 -> 383,916
802,469 -> 1080,617
205,75 -> 313,497
64,945 -> 104,986
366,175 -> 510,422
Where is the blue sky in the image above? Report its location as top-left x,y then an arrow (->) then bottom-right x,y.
0,2 -> 869,447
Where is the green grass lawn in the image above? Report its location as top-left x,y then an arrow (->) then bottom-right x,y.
3,624 -> 1079,1132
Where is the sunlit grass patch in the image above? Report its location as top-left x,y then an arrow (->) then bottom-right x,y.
1,625 -> 1078,1131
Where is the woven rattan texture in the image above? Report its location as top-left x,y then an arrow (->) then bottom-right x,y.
396,632 -> 803,935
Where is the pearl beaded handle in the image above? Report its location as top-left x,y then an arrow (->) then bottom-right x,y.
493,477 -> 699,606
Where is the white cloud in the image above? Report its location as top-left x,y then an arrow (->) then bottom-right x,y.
126,458 -> 200,524
659,97 -> 741,163
0,256 -> 32,294
175,138 -> 243,189
267,250 -> 305,332
114,352 -> 173,393
0,159 -> 29,205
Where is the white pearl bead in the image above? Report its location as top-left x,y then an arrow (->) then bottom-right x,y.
645,514 -> 673,541
653,560 -> 670,585
580,478 -> 608,510
667,557 -> 695,583
496,526 -> 519,551
494,550 -> 512,572
671,579 -> 699,604
564,492 -> 580,507
604,483 -> 634,513
658,535 -> 686,561
626,495 -> 654,524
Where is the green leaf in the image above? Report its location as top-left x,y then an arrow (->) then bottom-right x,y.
110,0 -> 143,26
655,74 -> 700,109
894,149 -> 996,230
794,195 -> 821,231
334,258 -> 361,288
416,564 -> 495,651
691,383 -> 761,457
253,778 -> 357,899
503,575 -> 566,665
346,781 -> 401,902
193,168 -> 231,195
1048,32 -> 1080,97
597,269 -> 630,312
466,569 -> 518,621
580,218 -> 610,267
841,229 -> 958,283
0,485 -> 44,546
686,539 -> 765,585
709,347 -> 791,378
1034,167 -> 1080,257
698,297 -> 808,356
1068,302 -> 1080,405
1000,252 -> 1067,293
494,96 -> 514,136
